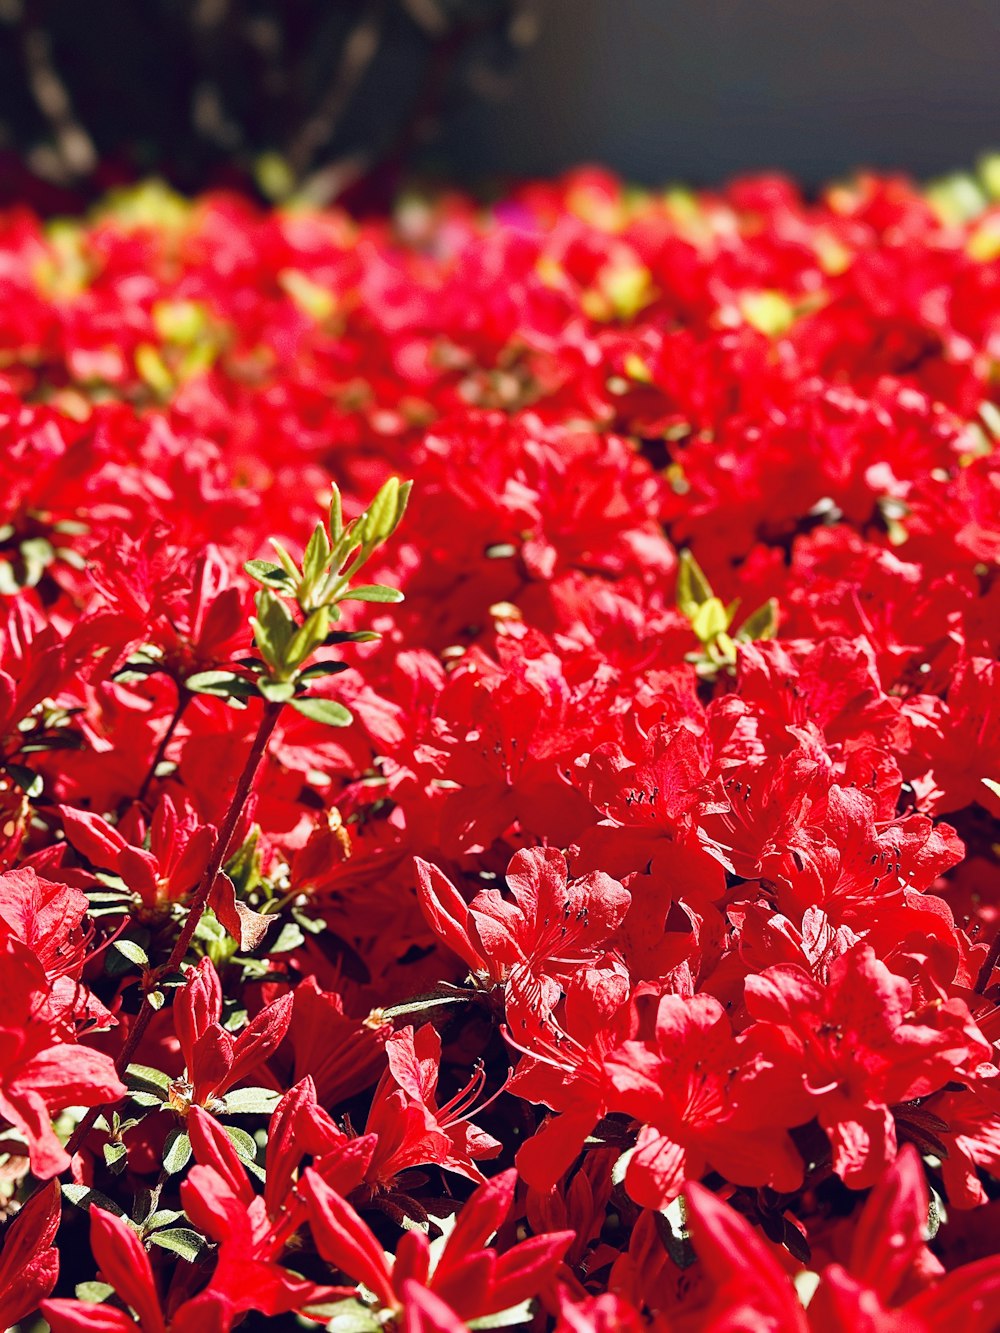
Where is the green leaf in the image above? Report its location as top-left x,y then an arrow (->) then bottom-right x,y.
130,1091 -> 164,1108
289,696 -> 353,727
299,660 -> 350,681
114,666 -> 163,684
611,1145 -> 635,1188
269,921 -> 306,953
193,911 -> 228,945
690,596 -> 731,644
339,584 -> 404,603
257,677 -> 297,703
469,1301 -> 535,1329
62,1185 -> 125,1215
131,1187 -> 157,1226
654,1196 -> 696,1270
250,588 -> 297,672
52,518 -> 90,536
20,536 -> 55,587
357,476 -> 411,550
382,986 -> 472,1020
113,658 -> 165,680
269,539 -> 300,580
146,989 -> 166,1010
149,1227 -> 207,1262
245,558 -> 291,586
292,905 -> 329,935
136,343 -> 173,396
20,730 -> 85,754
676,548 -> 714,617
736,597 -> 778,644
329,484 -> 344,542
325,629 -> 379,644
103,1142 -> 127,1171
56,545 -> 88,571
221,1086 -> 281,1115
358,476 -> 399,548
3,762 -> 42,797
158,970 -> 190,989
224,827 -> 263,896
75,1281 -> 115,1303
113,938 -> 150,968
126,1063 -> 170,1093
396,480 -> 413,527
185,670 -> 258,698
303,522 -> 332,586
740,289 -> 796,337
315,1298 -> 382,1331
223,1124 -> 259,1164
285,605 -> 330,669
162,1128 -> 192,1175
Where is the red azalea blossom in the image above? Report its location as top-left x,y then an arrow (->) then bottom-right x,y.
361,1023 -> 503,1186
683,1146 -> 1000,1331
743,944 -> 993,1187
415,846 -> 630,986
302,1165 -> 574,1323
171,956 -> 293,1110
605,989 -> 804,1206
0,161 -> 995,1327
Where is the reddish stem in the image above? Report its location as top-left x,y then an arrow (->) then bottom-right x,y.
65,700 -> 282,1160
974,929 -> 1000,996
135,690 -> 189,808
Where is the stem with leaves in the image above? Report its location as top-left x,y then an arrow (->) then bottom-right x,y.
65,476 -> 411,1163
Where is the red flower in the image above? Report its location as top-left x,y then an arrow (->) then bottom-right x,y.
555,1291 -> 646,1333
172,957 -> 292,1110
285,976 -> 389,1106
42,1202 -> 316,1333
2,163 -> 1000,1327
0,868 -> 125,1177
0,1183 -> 61,1330
415,846 -> 629,987
919,1087 -> 1000,1209
45,1206 -> 169,1333
89,540 -> 247,678
302,1165 -> 573,1323
743,944 -> 993,1187
684,1146 -> 1000,1331
60,796 -> 215,918
505,964 -> 631,1191
606,990 -> 803,1207
362,1023 -> 501,1186
769,784 -> 965,929
264,1076 -> 373,1219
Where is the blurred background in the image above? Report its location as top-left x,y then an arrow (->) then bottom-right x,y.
1,0 -> 998,208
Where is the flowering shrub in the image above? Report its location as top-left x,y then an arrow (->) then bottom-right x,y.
0,164 -> 998,1330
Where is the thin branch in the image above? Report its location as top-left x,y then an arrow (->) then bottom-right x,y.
285,0 -> 386,181
135,692 -> 190,809
974,929 -> 1000,995
64,700 -> 282,1161
18,9 -> 97,182
189,0 -> 246,153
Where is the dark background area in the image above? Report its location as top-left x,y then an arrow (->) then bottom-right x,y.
441,0 -> 1000,186
0,0 -> 997,209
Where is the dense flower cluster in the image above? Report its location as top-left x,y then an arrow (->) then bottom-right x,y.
0,164 -> 998,1330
